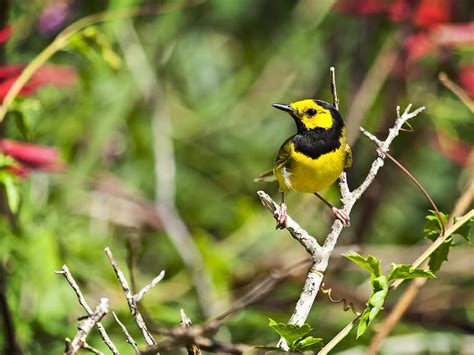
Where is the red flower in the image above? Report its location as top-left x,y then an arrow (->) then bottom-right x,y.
404,32 -> 435,62
335,0 -> 386,16
387,0 -> 411,22
0,25 -> 12,44
414,0 -> 451,29
459,65 -> 474,99
0,64 -> 77,102
0,139 -> 65,177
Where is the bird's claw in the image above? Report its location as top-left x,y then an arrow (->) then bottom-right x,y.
332,207 -> 350,226
275,203 -> 287,229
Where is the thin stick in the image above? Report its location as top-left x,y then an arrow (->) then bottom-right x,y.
56,265 -> 118,354
381,150 -> 446,233
330,67 -> 339,110
180,309 -> 201,355
112,312 -> 139,353
438,72 -> 474,113
65,298 -> 109,355
104,247 -> 156,346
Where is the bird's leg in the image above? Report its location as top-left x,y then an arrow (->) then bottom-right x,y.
275,191 -> 287,229
314,192 -> 350,225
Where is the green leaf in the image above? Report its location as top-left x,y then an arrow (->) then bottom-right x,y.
356,309 -> 370,338
343,251 -> 382,278
0,173 -> 20,213
294,336 -> 324,352
424,210 -> 448,241
0,154 -> 16,168
387,264 -> 436,282
453,215 -> 472,242
268,319 -> 312,349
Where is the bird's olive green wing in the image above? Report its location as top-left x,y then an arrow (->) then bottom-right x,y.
344,143 -> 352,168
255,137 -> 293,182
275,136 -> 294,169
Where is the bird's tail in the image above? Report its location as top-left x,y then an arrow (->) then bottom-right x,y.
254,169 -> 276,182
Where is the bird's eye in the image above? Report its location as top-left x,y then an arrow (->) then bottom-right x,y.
306,109 -> 317,117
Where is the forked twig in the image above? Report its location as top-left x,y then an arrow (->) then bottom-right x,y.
105,246 -> 164,346
56,265 -> 118,354
64,298 -> 109,355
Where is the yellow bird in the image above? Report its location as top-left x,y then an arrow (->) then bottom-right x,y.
257,99 -> 352,228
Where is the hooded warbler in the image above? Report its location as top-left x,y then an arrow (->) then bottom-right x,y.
257,98 -> 352,228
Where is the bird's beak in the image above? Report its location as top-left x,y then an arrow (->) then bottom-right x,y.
272,103 -> 294,114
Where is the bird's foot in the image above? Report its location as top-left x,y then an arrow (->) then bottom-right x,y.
332,207 -> 350,226
275,203 -> 287,229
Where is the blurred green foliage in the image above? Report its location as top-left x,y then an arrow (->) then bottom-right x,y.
0,0 -> 473,354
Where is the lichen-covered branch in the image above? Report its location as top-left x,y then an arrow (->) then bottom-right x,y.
112,312 -> 139,353
56,265 -> 118,354
64,298 -> 109,355
105,246 -> 161,346
259,102 -> 425,350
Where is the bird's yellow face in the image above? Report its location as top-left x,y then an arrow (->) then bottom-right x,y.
290,99 -> 333,129
272,99 -> 334,131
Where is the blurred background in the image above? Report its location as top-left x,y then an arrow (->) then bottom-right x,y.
0,0 -> 473,353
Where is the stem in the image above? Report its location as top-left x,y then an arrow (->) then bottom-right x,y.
318,315 -> 361,354
382,150 -> 446,234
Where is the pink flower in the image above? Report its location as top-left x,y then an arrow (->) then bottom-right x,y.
0,139 -> 65,177
0,25 -> 12,44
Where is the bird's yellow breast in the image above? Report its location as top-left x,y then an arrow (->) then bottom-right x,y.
275,142 -> 346,193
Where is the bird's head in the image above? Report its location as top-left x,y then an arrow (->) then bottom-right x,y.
272,99 -> 341,132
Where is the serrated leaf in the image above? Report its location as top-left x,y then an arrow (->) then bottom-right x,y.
453,215 -> 472,242
268,318 -> 312,348
428,239 -> 454,273
424,210 -> 448,241
387,264 -> 436,282
343,251 -> 382,278
356,309 -> 370,338
294,336 -> 323,352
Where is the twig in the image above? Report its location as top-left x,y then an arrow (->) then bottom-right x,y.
330,66 -> 339,110
180,309 -> 201,355
82,343 -> 103,354
105,247 -> 159,346
65,298 -> 109,355
113,312 -> 139,353
257,191 -> 321,255
259,68 -> 426,349
438,72 -> 474,113
381,149 -> 446,233
56,265 -> 118,354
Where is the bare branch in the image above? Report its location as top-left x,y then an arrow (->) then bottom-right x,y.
257,190 -> 321,255
104,247 -> 156,346
56,265 -> 118,354
180,309 -> 201,355
113,312 -> 139,353
259,98 -> 426,349
65,298 -> 109,355
330,66 -> 339,110
133,270 -> 165,303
